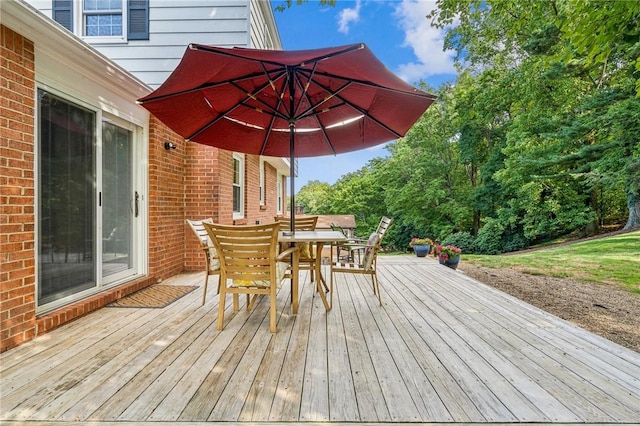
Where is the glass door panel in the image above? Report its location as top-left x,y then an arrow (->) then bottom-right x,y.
102,122 -> 134,279
38,90 -> 96,306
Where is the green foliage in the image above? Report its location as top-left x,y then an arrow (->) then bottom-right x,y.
274,0 -> 336,12
441,231 -> 476,253
296,180 -> 331,214
292,0 -> 638,248
474,219 -> 505,255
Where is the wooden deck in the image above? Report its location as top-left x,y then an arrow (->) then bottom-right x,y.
2,255 -> 639,425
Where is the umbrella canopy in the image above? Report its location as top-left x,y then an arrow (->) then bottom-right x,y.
138,43 -> 436,229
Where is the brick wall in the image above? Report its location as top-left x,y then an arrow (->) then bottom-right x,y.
0,24 -> 288,352
184,142 -> 221,271
148,117 -> 185,279
0,26 -> 37,352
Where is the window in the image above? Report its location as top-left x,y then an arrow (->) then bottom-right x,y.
84,0 -> 123,36
233,153 -> 245,219
52,0 -> 149,40
259,160 -> 265,206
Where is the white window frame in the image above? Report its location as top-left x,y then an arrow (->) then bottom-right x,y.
276,172 -> 283,215
259,159 -> 265,206
78,0 -> 128,43
233,153 -> 245,220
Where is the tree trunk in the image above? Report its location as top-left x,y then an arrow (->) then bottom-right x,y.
472,210 -> 480,236
623,192 -> 640,230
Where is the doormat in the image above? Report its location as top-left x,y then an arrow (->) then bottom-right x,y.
107,285 -> 198,308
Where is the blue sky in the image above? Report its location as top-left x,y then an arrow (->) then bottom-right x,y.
273,0 -> 457,192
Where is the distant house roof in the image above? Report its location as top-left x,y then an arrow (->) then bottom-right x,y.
316,215 -> 356,230
279,214 -> 356,230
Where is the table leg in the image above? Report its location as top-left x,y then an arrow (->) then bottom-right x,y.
315,242 -> 331,311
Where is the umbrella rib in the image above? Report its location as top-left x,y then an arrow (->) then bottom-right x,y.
290,61 -> 320,119
187,75 -> 290,141
229,80 -> 290,122
138,68 -> 288,104
290,71 -> 340,155
258,74 -> 288,155
300,69 -> 438,101
293,81 -> 352,122
308,77 -> 406,139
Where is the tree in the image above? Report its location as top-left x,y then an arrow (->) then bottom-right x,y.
429,0 -> 640,236
296,180 -> 332,214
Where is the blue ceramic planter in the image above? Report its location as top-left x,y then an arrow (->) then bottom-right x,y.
413,245 -> 430,257
439,254 -> 461,269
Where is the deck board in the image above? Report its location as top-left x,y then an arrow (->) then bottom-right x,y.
1,255 -> 639,425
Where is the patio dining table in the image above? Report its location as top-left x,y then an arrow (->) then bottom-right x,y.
279,230 -> 347,311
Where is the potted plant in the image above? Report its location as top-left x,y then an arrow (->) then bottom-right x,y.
434,244 -> 462,269
409,237 -> 433,257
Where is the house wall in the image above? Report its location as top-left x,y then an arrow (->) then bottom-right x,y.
1,1 -> 288,353
1,25 -> 37,350
29,0 -> 280,89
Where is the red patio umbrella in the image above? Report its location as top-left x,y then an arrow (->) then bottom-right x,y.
138,43 -> 436,230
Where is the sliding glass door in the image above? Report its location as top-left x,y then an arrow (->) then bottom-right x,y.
37,89 -> 142,310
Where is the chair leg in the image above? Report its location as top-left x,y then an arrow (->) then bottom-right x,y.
269,290 -> 277,333
233,294 -> 240,311
330,268 -> 335,308
202,271 -> 209,306
292,260 -> 299,315
217,290 -> 226,331
371,273 -> 381,305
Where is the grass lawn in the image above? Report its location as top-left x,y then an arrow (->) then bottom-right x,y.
463,230 -> 640,293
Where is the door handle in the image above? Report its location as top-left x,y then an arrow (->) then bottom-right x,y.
134,191 -> 140,217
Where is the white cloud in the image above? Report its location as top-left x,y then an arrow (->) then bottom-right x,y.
394,0 -> 457,84
337,0 -> 362,34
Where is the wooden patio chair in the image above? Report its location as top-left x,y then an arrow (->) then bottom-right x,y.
186,218 -> 220,305
330,216 -> 393,306
203,222 -> 299,333
274,215 -> 319,282
330,223 -> 368,263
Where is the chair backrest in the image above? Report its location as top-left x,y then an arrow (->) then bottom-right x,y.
186,218 -> 214,248
361,216 -> 393,270
187,218 -> 219,271
375,216 -> 393,242
274,216 -> 318,231
330,223 -> 347,236
203,222 -> 281,283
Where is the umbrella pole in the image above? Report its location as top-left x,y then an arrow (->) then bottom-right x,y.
289,121 -> 295,234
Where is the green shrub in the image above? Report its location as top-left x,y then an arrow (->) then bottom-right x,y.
475,219 -> 505,254
502,232 -> 529,253
441,231 -> 477,253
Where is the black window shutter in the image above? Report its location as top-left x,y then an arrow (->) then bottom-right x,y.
128,0 -> 150,40
52,0 -> 73,32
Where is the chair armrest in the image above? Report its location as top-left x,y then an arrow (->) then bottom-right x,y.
277,246 -> 300,262
346,238 -> 368,244
202,245 -> 219,257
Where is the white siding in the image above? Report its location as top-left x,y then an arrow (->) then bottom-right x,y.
25,0 -> 282,88
105,0 -> 251,88
249,0 -> 282,50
